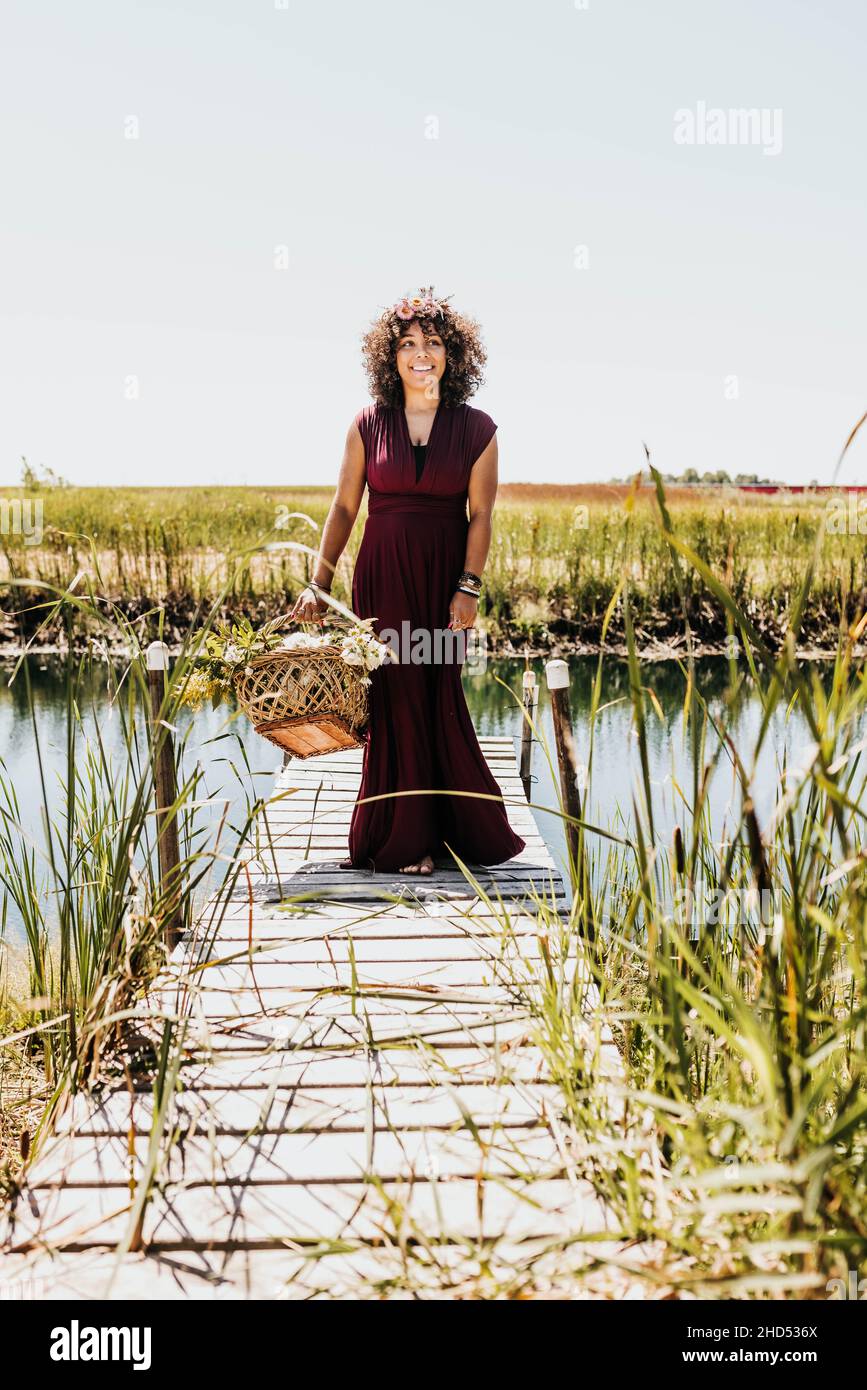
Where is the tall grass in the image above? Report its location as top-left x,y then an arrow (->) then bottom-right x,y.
0,573 -> 282,1169
1,484 -> 865,649
485,460 -> 867,1294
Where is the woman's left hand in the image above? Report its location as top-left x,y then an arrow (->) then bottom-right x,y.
448,591 -> 478,632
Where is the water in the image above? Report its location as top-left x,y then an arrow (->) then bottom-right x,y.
464,656 -> 815,887
0,656 -> 816,944
0,661 -> 284,949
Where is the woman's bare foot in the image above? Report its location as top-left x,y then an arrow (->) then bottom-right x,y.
399,853 -> 435,876
339,857 -> 354,869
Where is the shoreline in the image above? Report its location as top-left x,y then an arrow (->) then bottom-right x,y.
1,638 -> 861,664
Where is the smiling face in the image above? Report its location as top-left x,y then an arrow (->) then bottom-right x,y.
394,320 -> 447,400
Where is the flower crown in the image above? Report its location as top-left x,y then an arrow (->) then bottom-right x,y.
389,286 -> 450,322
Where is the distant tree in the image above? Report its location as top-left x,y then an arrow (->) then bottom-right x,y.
608,465 -> 782,487
20,456 -> 70,490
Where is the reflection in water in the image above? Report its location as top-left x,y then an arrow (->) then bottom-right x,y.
0,656 -> 814,941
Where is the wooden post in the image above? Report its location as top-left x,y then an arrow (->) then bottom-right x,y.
146,641 -> 183,952
545,659 -> 583,899
519,669 -> 538,802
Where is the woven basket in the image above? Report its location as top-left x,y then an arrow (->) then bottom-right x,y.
233,642 -> 371,759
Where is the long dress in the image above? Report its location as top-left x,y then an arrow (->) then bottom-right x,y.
346,401 -> 527,873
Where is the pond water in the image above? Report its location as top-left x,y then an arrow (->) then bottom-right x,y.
0,656 -> 815,945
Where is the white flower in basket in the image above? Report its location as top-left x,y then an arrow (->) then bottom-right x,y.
280,631 -> 330,651
338,626 -> 394,674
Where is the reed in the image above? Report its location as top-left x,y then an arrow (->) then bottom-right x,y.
480,460 -> 867,1294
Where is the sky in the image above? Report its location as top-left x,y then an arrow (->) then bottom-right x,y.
1,0 -> 865,488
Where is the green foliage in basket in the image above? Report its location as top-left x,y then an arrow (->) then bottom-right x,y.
180,615 -> 392,711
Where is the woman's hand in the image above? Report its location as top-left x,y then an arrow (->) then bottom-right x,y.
448,590 -> 478,633
288,586 -> 329,624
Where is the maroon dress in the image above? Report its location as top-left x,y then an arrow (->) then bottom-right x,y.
346,402 -> 526,873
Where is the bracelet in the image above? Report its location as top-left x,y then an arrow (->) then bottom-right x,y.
458,570 -> 482,587
310,580 -> 332,593
456,586 -> 480,598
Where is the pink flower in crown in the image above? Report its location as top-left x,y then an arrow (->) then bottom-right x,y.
391,286 -> 446,321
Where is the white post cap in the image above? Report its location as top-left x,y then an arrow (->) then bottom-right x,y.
146,640 -> 170,671
522,669 -> 537,689
545,659 -> 569,691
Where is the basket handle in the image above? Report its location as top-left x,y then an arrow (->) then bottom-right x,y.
276,591 -> 371,633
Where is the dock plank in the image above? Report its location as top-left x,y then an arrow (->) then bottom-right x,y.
1,731 -> 623,1297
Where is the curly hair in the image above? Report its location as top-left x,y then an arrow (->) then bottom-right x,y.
360,293 -> 487,408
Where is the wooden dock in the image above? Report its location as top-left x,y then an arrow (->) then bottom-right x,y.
1,736 -> 627,1299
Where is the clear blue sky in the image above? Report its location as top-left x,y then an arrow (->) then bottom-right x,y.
1,0 -> 865,487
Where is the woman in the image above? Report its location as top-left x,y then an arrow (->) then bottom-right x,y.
289,288 -> 525,876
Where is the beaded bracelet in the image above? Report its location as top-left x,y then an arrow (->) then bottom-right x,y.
456,585 -> 481,598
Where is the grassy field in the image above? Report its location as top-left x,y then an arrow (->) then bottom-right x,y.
1,482 -> 865,652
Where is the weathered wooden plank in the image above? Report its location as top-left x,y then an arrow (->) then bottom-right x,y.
228,896 -> 562,918
176,935 -> 554,964
202,899 -> 567,925
6,1175 -> 609,1250
199,918 -> 559,942
177,1012 -> 537,1050
24,1123 -> 563,1189
216,888 -> 565,913
184,934 -> 551,957
238,856 -> 559,877
56,1081 -> 562,1136
0,1233 -> 643,1300
192,924 -> 551,947
262,808 -> 542,825
169,1046 -> 550,1089
166,1017 -> 615,1066
267,783 -> 531,802
251,831 -> 548,850
254,832 -> 549,852
163,958 -> 571,992
162,1000 -> 525,1032
233,882 -> 564,905
260,813 -> 540,831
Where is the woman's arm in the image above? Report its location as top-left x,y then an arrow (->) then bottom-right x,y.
449,433 -> 498,631
289,420 -> 366,623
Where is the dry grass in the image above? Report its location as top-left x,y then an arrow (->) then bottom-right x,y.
0,1048 -> 45,1186
2,483 -> 862,652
